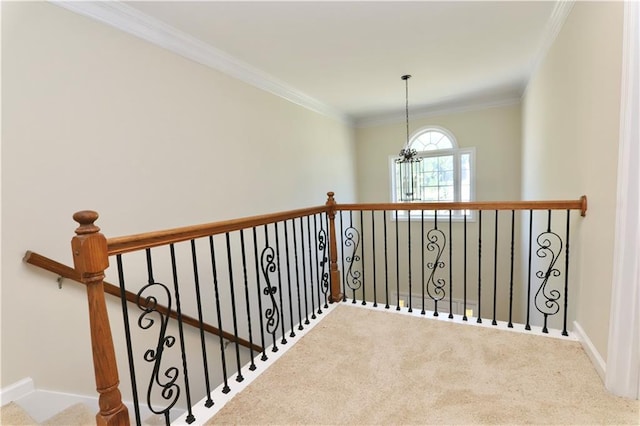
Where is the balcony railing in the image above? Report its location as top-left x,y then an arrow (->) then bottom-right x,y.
25,192 -> 586,425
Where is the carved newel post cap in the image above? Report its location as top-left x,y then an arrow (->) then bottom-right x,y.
73,210 -> 101,235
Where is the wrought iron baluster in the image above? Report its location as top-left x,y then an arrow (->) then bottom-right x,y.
508,211 -> 515,328
251,228 -> 268,361
283,220 -> 295,338
262,225 -> 280,351
116,255 -> 142,426
224,234 -> 245,381
371,211 -> 377,307
317,214 -> 329,310
493,210 -> 499,326
525,210 -> 533,331
383,210 -> 389,309
340,211 -> 347,302
421,209 -> 425,315
313,214 -> 323,313
239,230 -> 257,370
344,210 -> 362,304
292,218 -> 304,330
477,210 -> 483,324
426,210 -> 446,317
273,222 -> 287,345
136,249 -> 182,420
208,237 -> 231,390
169,244 -> 195,423
448,210 -> 453,319
535,210 -> 563,334
408,209 -> 412,312
300,217 -> 310,325
360,210 -> 366,305
563,210 -> 571,336
395,210 -> 400,310
306,215 -> 317,317
463,213 -> 468,321
189,240 -> 214,405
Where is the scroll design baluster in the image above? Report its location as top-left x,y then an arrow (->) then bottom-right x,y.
136,282 -> 181,418
260,246 -> 280,350
534,230 -> 563,333
318,226 -> 329,308
344,226 -> 362,293
425,228 -> 447,314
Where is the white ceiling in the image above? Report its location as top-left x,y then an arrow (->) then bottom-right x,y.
63,1 -> 567,125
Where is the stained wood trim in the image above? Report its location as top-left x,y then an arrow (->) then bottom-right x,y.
107,205 -> 329,255
336,197 -> 588,215
24,251 -> 262,353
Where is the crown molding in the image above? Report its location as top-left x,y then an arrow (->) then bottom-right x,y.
355,96 -> 521,128
522,0 -> 575,100
51,1 -> 351,125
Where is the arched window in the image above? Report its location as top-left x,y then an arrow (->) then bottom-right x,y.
391,126 -> 475,217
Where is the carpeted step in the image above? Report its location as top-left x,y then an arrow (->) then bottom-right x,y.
0,402 -> 39,425
42,403 -> 94,425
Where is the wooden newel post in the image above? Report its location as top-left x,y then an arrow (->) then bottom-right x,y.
71,211 -> 129,426
325,192 -> 344,303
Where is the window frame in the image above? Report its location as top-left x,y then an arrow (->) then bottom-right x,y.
389,127 -> 476,221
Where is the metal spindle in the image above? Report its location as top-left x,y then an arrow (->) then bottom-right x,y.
115,255 -> 142,426
323,212 -> 330,309
525,211 -> 533,331
421,209 -> 425,315
492,211 -> 499,326
477,210 -> 482,324
169,244 -> 195,422
408,209 -> 412,312
384,210 -> 389,309
508,211 -> 515,328
543,210 -> 552,333
224,235 -> 244,382
263,225 -> 279,350
360,210 -> 366,305
313,214 -> 323,313
209,238 -> 231,388
395,210 -> 400,310
190,240 -> 214,404
251,228 -> 268,360
448,210 -> 453,319
563,210 -> 570,336
292,218 -> 304,330
284,221 -> 295,338
340,211 -> 347,302
299,217 -> 310,325
306,215 -> 317,317
434,210 -> 439,316
463,213 -> 468,321
273,223 -> 287,345
239,231 -> 257,370
371,211 -> 378,307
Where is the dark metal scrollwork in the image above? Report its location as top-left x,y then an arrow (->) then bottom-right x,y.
534,231 -> 563,328
425,228 -> 447,303
260,246 -> 280,338
318,228 -> 329,303
344,226 -> 362,291
137,282 -> 180,416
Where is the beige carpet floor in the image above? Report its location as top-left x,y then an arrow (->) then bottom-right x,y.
208,305 -> 639,425
0,402 -> 94,425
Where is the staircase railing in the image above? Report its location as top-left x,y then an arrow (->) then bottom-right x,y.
28,192 -> 586,425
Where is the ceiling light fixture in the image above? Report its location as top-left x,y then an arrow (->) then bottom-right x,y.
396,74 -> 421,201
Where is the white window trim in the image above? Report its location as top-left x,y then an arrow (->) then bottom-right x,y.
389,138 -> 476,222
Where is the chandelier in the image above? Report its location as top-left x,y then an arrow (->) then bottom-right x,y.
395,74 -> 421,201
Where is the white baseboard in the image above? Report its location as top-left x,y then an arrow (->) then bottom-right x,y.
573,321 -> 606,381
0,377 -> 35,405
1,378 -> 157,423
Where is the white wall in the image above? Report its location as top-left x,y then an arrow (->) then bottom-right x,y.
522,1 -> 624,362
1,1 -> 356,396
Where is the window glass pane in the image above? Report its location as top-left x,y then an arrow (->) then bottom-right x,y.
410,130 -> 453,151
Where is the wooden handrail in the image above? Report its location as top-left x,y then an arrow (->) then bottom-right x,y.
336,196 -> 588,216
107,205 -> 330,256
24,250 -> 262,353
